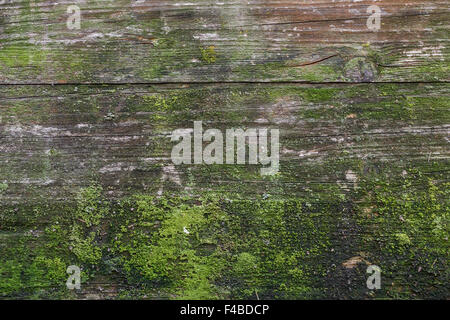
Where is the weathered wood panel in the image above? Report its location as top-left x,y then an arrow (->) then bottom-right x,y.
0,0 -> 448,300
0,83 -> 449,202
0,0 -> 449,83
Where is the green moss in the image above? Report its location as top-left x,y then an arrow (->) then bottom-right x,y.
0,231 -> 72,298
25,256 -> 67,290
70,227 -> 103,265
301,65 -> 341,82
0,184 -> 110,297
356,168 -> 449,298
300,87 -> 339,102
1,162 -> 448,299
109,195 -> 223,298
393,233 -> 411,248
200,46 -> 217,64
0,260 -> 23,296
0,45 -> 48,79
0,183 -> 8,194
75,185 -> 108,227
0,45 -> 46,68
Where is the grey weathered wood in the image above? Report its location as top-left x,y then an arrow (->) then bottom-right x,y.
0,0 -> 448,300
0,0 -> 449,83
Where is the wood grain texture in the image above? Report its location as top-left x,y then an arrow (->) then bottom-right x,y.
0,0 -> 448,300
0,83 -> 449,202
0,0 -> 449,83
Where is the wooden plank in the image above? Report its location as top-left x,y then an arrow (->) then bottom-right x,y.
0,83 -> 449,202
0,0 -> 449,83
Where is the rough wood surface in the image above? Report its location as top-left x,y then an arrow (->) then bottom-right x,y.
0,0 -> 448,300
1,0 -> 449,83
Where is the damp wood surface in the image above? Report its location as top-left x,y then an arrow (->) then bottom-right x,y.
0,1 -> 449,300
